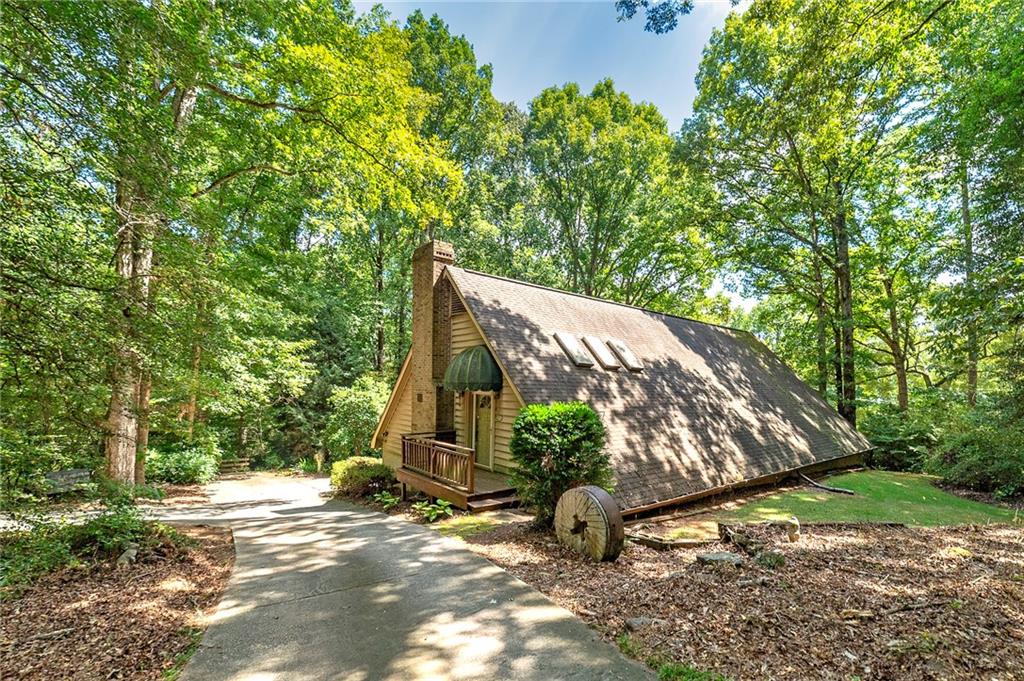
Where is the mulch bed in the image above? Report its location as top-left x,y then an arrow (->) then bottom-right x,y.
463,521 -> 1024,680
0,524 -> 234,680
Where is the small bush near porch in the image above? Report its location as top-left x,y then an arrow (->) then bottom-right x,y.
509,401 -> 612,527
330,456 -> 395,497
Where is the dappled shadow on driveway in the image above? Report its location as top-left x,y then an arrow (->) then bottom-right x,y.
165,475 -> 649,681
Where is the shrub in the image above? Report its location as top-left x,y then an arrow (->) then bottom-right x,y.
0,501 -> 156,595
925,420 -> 1024,499
860,406 -> 937,471
0,430 -> 94,506
294,457 -> 320,475
329,456 -> 394,496
146,442 -> 220,484
325,374 -> 390,459
509,401 -> 612,527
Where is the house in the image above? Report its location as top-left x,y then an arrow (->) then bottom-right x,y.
371,240 -> 871,514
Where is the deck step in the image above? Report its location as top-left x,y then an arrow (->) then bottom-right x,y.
466,494 -> 519,513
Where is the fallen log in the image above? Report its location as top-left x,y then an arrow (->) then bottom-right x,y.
800,472 -> 855,495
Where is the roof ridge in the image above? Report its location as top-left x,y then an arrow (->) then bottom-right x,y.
446,265 -> 751,335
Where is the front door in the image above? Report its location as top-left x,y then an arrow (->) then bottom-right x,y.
473,394 -> 493,470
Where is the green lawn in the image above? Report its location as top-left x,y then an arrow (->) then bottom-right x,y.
720,470 -> 1020,527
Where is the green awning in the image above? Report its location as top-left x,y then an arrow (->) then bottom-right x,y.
443,345 -> 502,392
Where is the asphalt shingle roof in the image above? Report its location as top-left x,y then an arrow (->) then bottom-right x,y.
447,266 -> 872,511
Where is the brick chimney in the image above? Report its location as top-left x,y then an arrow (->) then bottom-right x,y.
410,240 -> 455,435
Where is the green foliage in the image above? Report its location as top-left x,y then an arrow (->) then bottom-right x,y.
329,456 -> 395,497
860,407 -> 938,471
525,80 -> 713,310
294,457 -> 321,475
617,633 -> 641,658
325,374 -> 390,459
658,663 -> 731,681
146,441 -> 221,485
0,501 -> 159,596
926,418 -> 1024,500
370,490 -> 401,510
411,499 -> 455,522
0,428 -> 96,505
509,402 -> 612,527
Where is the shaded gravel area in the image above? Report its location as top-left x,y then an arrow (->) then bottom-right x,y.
1,524 -> 234,680
462,522 -> 1024,680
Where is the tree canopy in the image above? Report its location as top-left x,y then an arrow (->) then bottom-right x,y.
1,0 -> 1021,500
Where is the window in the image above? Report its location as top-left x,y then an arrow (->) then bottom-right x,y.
554,332 -> 594,367
582,335 -> 620,370
607,339 -> 642,371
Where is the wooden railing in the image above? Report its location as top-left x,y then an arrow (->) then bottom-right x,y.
401,432 -> 475,493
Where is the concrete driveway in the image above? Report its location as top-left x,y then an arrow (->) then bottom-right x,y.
158,473 -> 651,681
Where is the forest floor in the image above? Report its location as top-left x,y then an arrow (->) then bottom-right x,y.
455,518 -> 1024,680
0,524 -> 234,681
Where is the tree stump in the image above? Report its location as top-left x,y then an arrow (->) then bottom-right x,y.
554,486 -> 624,561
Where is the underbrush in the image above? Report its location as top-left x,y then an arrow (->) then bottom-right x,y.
329,456 -> 394,496
860,396 -> 1023,500
146,440 -> 220,485
0,501 -> 188,597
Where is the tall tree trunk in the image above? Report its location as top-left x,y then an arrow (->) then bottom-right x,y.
373,230 -> 385,372
132,220 -> 154,482
883,279 -> 909,412
813,251 -> 829,396
135,369 -> 151,484
187,341 -> 202,439
105,181 -> 140,483
833,206 -> 857,426
961,162 -> 978,407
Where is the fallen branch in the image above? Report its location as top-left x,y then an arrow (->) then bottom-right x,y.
626,532 -> 715,551
23,627 -> 74,643
800,473 -> 855,495
881,599 -> 952,617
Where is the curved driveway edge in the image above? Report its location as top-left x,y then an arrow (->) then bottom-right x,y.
158,473 -> 652,681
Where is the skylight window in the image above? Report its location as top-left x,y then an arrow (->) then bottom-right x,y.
582,335 -> 620,370
607,339 -> 643,372
554,332 -> 594,367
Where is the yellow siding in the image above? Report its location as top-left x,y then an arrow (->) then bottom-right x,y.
452,312 -> 481,449
493,391 -> 521,472
381,379 -> 412,469
451,312 -> 523,473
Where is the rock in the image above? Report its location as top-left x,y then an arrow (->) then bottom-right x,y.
755,550 -> 786,569
625,616 -> 667,631
116,542 -> 139,566
696,551 -> 743,567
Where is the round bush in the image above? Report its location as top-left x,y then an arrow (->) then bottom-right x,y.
146,445 -> 219,484
330,456 -> 395,497
509,401 -> 612,527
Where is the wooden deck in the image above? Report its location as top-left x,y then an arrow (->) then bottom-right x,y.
398,433 -> 517,512
397,465 -> 518,512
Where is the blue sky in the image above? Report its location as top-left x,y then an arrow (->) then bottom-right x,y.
355,1 -> 740,129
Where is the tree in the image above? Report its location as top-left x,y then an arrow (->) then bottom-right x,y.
2,0 -> 457,482
525,80 -> 712,311
326,375 -> 390,459
689,0 -> 947,425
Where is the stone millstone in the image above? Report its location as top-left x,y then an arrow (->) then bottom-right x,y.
696,551 -> 743,567
554,486 -> 624,561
